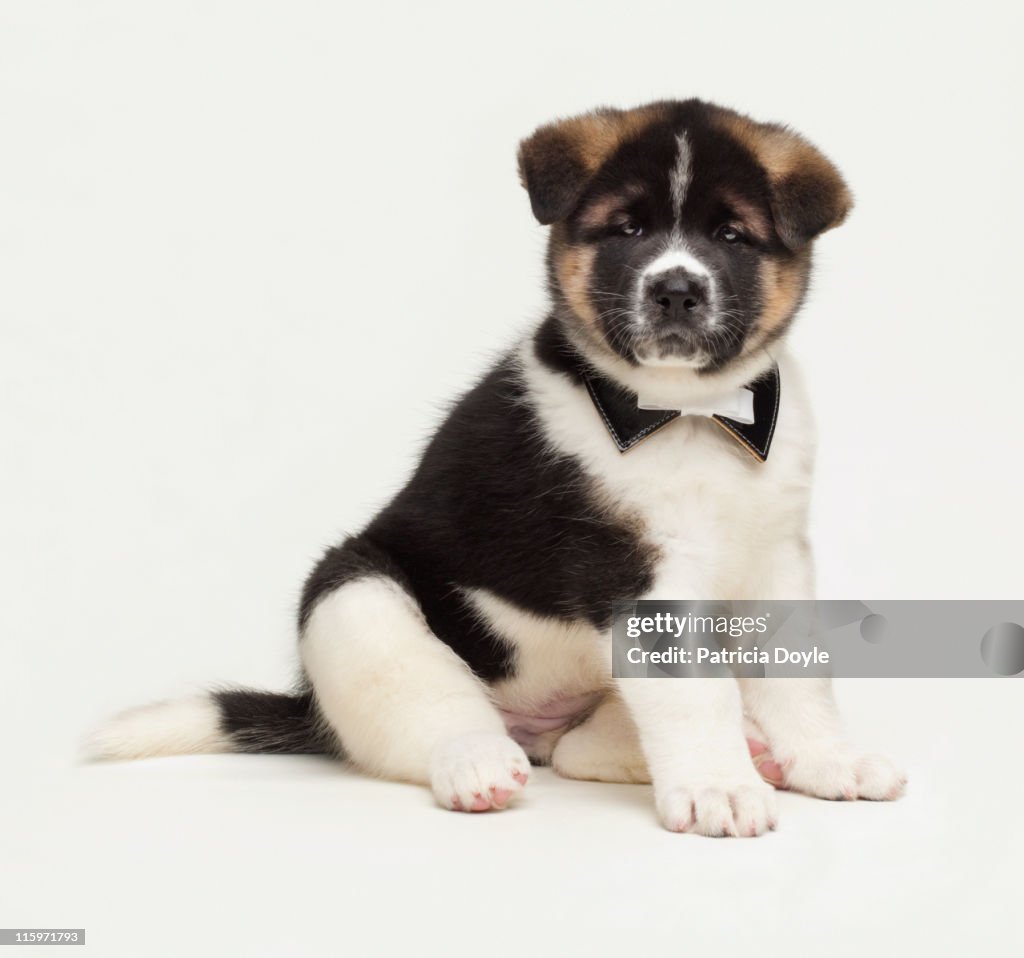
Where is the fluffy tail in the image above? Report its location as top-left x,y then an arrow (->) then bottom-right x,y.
84,688 -> 331,761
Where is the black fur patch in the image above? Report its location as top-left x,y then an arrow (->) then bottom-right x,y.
299,345 -> 655,682
214,688 -> 332,754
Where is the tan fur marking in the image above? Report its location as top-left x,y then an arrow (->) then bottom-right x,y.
578,193 -> 627,231
720,189 -> 773,244
564,105 -> 667,174
754,254 -> 809,343
716,111 -> 808,180
556,243 -> 598,326
578,183 -> 645,230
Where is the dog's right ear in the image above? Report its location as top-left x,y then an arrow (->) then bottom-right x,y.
517,109 -> 631,225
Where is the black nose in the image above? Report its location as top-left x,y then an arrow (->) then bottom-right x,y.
649,273 -> 707,322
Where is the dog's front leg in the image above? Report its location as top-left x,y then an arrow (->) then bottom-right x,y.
617,675 -> 778,836
738,537 -> 907,801
617,558 -> 778,837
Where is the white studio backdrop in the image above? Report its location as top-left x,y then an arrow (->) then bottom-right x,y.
1,4 -> 1022,954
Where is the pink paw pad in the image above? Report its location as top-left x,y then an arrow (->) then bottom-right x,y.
747,738 -> 768,758
747,738 -> 785,787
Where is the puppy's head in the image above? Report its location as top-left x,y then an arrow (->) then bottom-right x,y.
518,100 -> 852,373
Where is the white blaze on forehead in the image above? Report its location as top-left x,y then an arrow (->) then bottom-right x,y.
669,132 -> 692,224
653,130 -> 711,281
634,129 -> 715,332
642,246 -> 710,279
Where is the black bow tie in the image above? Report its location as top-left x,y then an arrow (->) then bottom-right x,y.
532,320 -> 782,461
579,363 -> 780,460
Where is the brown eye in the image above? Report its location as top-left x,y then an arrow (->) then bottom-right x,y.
716,224 -> 743,244
619,220 -> 642,237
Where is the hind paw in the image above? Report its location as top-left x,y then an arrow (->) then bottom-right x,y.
782,748 -> 907,801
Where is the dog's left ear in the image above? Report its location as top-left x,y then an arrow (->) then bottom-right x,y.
517,108 -> 633,225
721,113 -> 853,249
767,136 -> 853,249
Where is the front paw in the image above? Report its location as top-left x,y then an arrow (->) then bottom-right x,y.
431,733 -> 531,812
781,747 -> 906,802
656,778 -> 778,837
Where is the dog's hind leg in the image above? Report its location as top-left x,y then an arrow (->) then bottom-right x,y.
552,694 -> 787,788
301,576 -> 530,812
552,693 -> 652,784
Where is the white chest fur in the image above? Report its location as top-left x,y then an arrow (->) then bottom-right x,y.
519,341 -> 816,595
